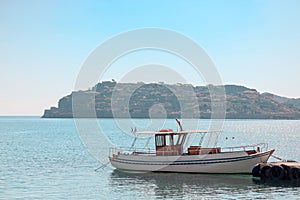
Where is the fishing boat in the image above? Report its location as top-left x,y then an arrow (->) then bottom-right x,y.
109,119 -> 274,173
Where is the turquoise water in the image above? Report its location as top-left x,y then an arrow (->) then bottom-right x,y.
1,117 -> 300,199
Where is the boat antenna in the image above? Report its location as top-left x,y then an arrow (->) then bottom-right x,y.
176,118 -> 183,131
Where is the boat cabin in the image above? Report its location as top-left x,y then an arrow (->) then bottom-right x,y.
154,129 -> 221,156
155,129 -> 186,156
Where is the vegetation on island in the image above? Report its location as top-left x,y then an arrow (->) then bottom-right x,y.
42,81 -> 300,119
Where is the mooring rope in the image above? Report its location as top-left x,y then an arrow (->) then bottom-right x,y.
271,154 -> 286,161
271,154 -> 297,162
94,161 -> 110,172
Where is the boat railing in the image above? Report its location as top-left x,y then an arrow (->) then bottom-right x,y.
221,143 -> 268,153
109,146 -> 156,157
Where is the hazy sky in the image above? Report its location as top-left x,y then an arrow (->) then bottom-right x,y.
1,0 -> 300,116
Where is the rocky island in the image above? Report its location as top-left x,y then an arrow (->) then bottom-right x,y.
42,81 -> 300,119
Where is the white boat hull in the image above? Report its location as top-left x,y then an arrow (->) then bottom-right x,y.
109,150 -> 274,174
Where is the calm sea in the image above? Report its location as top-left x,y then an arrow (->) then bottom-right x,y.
1,117 -> 300,199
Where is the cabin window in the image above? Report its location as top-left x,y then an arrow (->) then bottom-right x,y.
177,134 -> 185,145
164,135 -> 175,146
173,135 -> 179,145
170,135 -> 174,146
155,135 -> 165,147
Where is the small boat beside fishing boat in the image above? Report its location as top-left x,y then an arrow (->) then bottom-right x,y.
109,119 -> 274,174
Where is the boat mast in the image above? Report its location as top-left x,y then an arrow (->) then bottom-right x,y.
129,127 -> 137,150
176,118 -> 183,131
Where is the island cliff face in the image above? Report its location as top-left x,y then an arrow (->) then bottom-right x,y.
42,81 -> 300,119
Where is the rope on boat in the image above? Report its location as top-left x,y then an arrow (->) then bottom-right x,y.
94,161 -> 110,172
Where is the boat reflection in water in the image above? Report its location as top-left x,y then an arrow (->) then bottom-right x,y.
109,169 -> 300,199
110,169 -> 254,199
